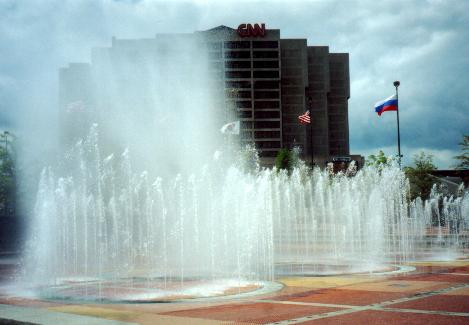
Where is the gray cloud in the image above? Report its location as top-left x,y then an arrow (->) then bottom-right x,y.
1,0 -> 468,168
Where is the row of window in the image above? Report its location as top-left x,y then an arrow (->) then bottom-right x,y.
255,111 -> 280,119
254,100 -> 279,109
241,121 -> 281,129
226,91 -> 279,100
255,90 -> 279,99
225,70 -> 279,79
233,101 -> 251,108
233,110 -> 281,120
225,61 -> 279,69
228,100 -> 280,109
255,121 -> 280,129
225,80 -> 279,89
207,41 -> 279,50
237,111 -> 252,118
210,51 -> 279,59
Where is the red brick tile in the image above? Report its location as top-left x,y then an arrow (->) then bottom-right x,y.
412,265 -> 453,273
302,310 -> 469,325
273,288 -> 409,306
163,302 -> 341,324
451,266 -> 469,273
392,273 -> 469,283
390,294 -> 469,313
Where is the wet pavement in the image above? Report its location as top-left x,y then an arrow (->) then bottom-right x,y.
0,259 -> 468,324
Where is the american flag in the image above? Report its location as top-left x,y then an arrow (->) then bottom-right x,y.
298,110 -> 311,124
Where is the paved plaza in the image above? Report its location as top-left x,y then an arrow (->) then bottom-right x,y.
0,259 -> 468,324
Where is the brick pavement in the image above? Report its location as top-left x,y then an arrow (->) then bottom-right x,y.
0,259 -> 468,324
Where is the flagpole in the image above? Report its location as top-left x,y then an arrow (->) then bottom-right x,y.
308,96 -> 314,166
393,80 -> 401,166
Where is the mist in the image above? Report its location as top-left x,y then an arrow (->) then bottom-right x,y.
3,2 -> 228,218
62,35 -> 223,176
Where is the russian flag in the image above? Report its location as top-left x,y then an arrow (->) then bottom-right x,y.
374,94 -> 398,116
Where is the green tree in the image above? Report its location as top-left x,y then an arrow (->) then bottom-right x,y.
453,135 -> 469,170
404,152 -> 438,200
275,148 -> 294,172
0,131 -> 16,217
366,150 -> 391,169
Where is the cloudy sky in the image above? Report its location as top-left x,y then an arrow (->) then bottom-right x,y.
1,0 -> 468,168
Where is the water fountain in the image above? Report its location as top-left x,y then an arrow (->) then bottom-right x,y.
19,128 -> 469,301
15,35 -> 469,302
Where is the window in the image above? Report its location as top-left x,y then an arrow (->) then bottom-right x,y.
252,41 -> 278,48
254,100 -> 279,109
253,51 -> 278,59
225,61 -> 251,69
225,71 -> 251,79
225,51 -> 250,59
254,91 -> 279,99
225,81 -> 251,89
253,61 -> 279,68
254,80 -> 279,89
224,41 -> 251,49
255,121 -> 280,128
253,70 -> 279,78
238,110 -> 252,118
254,111 -> 280,119
234,101 -> 252,109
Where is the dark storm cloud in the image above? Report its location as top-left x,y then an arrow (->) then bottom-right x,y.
0,0 -> 468,167
347,4 -> 469,151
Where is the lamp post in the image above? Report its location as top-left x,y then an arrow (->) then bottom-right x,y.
393,81 -> 402,166
2,131 -> 10,217
3,131 -> 9,152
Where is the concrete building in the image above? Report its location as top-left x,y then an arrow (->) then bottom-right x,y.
59,24 -> 352,166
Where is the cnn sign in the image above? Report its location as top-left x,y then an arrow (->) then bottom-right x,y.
237,23 -> 266,38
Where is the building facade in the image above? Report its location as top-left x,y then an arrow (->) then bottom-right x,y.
59,24 -> 351,166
